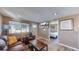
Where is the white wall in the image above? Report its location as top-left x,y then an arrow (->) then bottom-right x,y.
31,23 -> 38,36
59,15 -> 79,49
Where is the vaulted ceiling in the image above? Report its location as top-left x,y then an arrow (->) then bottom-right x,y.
0,7 -> 79,23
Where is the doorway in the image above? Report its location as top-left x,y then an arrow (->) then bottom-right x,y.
49,20 -> 59,43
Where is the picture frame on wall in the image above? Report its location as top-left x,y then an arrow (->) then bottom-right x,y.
60,19 -> 73,30
50,24 -> 57,32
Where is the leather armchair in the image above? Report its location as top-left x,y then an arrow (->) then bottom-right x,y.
22,32 -> 35,45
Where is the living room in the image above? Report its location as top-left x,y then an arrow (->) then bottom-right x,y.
0,7 -> 79,51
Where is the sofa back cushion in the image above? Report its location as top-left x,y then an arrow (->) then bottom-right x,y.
8,35 -> 17,45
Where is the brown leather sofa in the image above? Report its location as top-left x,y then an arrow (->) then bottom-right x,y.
7,33 -> 35,51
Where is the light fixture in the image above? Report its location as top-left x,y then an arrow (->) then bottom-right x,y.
54,13 -> 57,15
40,22 -> 48,26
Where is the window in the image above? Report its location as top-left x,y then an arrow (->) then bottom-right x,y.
21,23 -> 29,33
9,21 -> 29,34
60,19 -> 73,30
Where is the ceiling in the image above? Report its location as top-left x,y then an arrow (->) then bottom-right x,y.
0,7 -> 79,23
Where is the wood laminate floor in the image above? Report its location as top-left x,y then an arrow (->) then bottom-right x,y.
48,40 -> 74,51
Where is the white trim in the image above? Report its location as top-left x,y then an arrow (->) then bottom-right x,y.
58,43 -> 79,51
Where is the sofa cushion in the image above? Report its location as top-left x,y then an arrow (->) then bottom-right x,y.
8,35 -> 17,45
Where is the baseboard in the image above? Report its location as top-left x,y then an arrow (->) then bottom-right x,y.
58,43 -> 79,51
